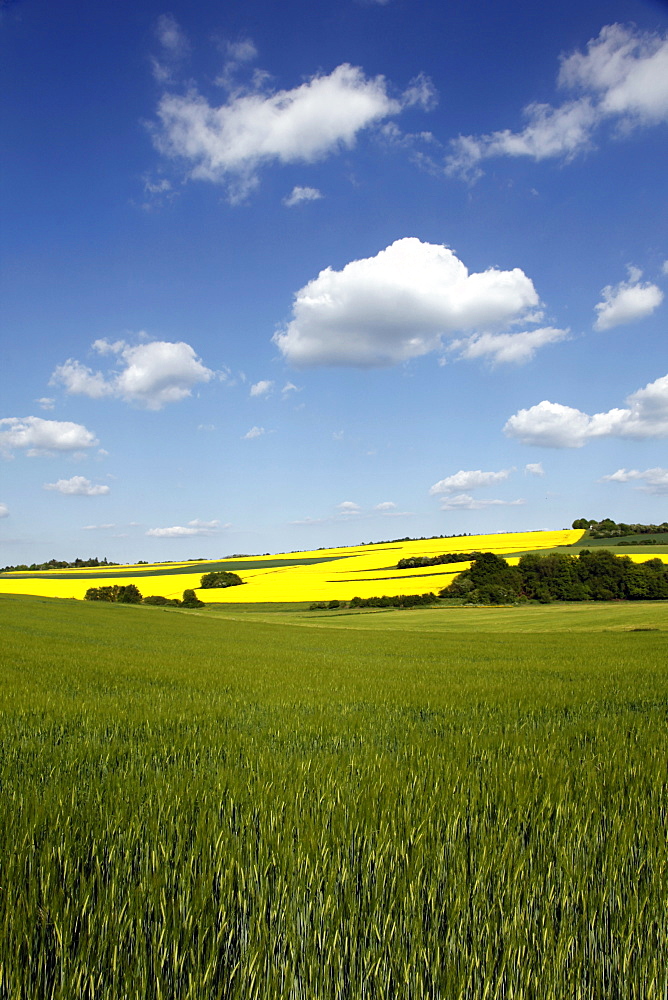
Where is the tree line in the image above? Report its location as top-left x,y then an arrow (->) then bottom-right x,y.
441,550 -> 668,604
309,594 -> 437,610
397,552 -> 479,569
573,517 -> 668,539
1,556 -> 119,574
84,571 -> 242,607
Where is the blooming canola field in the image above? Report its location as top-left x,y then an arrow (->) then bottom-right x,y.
0,529 -> 594,603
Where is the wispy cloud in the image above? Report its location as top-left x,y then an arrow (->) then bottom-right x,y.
447,24 -> 668,179
602,467 -> 668,495
146,518 -> 225,537
283,185 -> 323,207
437,494 -> 525,511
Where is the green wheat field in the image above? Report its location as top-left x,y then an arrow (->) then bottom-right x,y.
0,594 -> 666,999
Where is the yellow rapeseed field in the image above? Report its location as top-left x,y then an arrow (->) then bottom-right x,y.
0,529 -> 596,603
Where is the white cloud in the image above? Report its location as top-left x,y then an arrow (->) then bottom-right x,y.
283,185 -> 323,207
450,326 -> 568,365
594,267 -> 663,330
525,462 -> 545,476
0,416 -> 98,457
663,261 -> 668,276
374,501 -> 396,511
243,426 -> 265,439
337,501 -> 361,514
401,73 -> 438,112
447,24 -> 668,178
146,518 -> 223,538
43,476 -> 110,496
602,467 -> 668,495
51,339 -> 213,410
82,523 -> 116,530
429,468 -> 513,495
0,503 -> 8,518
249,380 -> 274,397
282,382 -> 299,395
151,14 -> 191,83
438,494 -> 525,511
504,373 -> 668,447
156,13 -> 190,57
214,38 -> 260,91
274,238 -> 542,367
36,397 -> 55,411
153,63 -> 404,201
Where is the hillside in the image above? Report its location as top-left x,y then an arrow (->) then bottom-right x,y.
0,529 -> 582,603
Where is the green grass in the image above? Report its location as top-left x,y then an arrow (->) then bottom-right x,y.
0,594 -> 666,999
197,599 -> 668,632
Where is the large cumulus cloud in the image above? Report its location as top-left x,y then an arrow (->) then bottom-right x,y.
273,238 -> 557,368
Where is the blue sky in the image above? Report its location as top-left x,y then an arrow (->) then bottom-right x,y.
2,0 -> 667,564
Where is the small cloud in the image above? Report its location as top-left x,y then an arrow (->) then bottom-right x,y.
438,494 -> 525,511
43,476 -> 110,496
50,338 -> 213,410
197,424 -> 216,432
283,186 -> 323,207
332,431 -> 344,441
146,518 -> 224,538
504,372 -> 668,447
215,37 -> 259,90
662,261 -> 668,276
243,426 -> 265,439
141,174 -> 175,210
0,416 -> 99,458
282,382 -> 299,396
602,467 -> 668,495
82,523 -> 115,530
374,501 -> 396,511
450,327 -> 568,365
36,397 -> 55,411
594,267 -> 663,331
337,501 -> 361,515
152,14 -> 190,83
0,502 -> 9,518
401,73 -> 438,112
525,463 -> 545,476
250,380 -> 274,397
429,468 -> 513,495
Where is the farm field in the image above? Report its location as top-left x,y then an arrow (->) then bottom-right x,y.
0,593 -> 666,998
0,529 -> 586,603
4,528 -> 668,607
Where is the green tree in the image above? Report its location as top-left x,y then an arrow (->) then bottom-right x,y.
181,589 -> 204,608
200,571 -> 242,589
